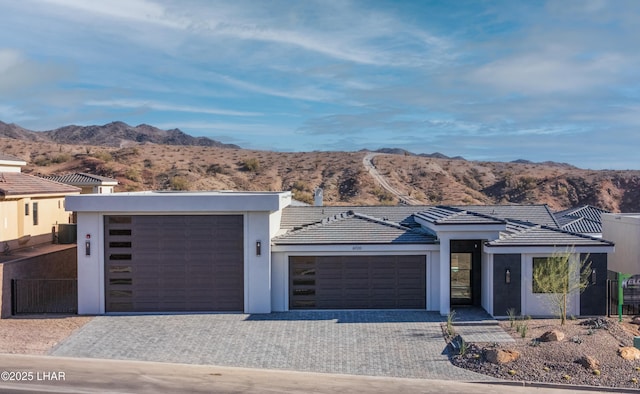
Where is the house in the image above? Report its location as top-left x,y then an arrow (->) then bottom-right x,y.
66,191 -> 613,317
43,173 -> 118,194
0,153 -> 80,249
554,205 -> 610,238
602,213 -> 640,275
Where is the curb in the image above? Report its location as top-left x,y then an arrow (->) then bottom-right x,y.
474,379 -> 640,393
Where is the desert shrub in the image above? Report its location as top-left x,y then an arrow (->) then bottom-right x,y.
34,155 -> 51,166
93,151 -> 113,162
125,168 -> 141,182
241,158 -> 260,173
51,153 -> 72,164
169,176 -> 189,190
206,163 -> 225,176
143,159 -> 153,168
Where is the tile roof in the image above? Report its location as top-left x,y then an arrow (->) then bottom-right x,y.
280,205 -> 425,230
42,172 -> 118,186
454,204 -> 559,227
0,153 -> 25,162
0,172 -> 81,196
554,205 -> 609,234
273,210 -> 436,245
486,223 -> 613,247
415,206 -> 506,225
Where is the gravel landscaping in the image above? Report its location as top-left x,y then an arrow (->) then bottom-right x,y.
0,315 -> 92,354
447,316 -> 640,389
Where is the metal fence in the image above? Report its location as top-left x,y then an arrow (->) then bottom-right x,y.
12,279 -> 78,314
608,279 -> 640,317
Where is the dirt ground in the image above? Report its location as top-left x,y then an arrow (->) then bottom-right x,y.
450,316 -> 640,389
0,315 -> 93,354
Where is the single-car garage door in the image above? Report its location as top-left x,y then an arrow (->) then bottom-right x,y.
289,255 -> 425,309
105,215 -> 244,312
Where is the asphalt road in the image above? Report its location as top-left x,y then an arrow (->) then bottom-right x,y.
0,354 -> 616,394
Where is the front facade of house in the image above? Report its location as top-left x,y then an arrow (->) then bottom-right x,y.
0,154 -> 80,248
66,191 -> 613,317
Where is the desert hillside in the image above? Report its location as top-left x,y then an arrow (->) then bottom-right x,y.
2,136 -> 638,212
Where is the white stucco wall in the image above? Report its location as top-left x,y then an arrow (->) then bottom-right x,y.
482,252 -> 493,316
603,213 -> 640,275
68,191 -> 290,315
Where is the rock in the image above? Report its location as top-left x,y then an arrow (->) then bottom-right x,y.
619,347 -> 640,360
631,316 -> 640,325
577,355 -> 600,370
485,349 -> 521,364
539,330 -> 565,342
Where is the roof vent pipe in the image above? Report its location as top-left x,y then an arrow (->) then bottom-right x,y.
314,188 -> 323,207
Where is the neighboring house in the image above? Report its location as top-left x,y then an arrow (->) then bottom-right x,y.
602,213 -> 640,275
554,205 -> 610,238
67,192 -> 614,318
43,173 -> 118,194
0,153 -> 80,249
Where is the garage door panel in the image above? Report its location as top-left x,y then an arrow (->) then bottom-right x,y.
105,215 -> 244,312
290,255 -> 426,309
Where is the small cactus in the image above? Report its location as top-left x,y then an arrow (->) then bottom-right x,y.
543,366 -> 550,372
631,377 -> 638,384
508,369 -> 517,376
593,369 -> 601,376
635,366 -> 640,372
563,374 -> 571,381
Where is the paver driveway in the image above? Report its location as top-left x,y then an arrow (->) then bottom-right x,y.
51,311 -> 497,381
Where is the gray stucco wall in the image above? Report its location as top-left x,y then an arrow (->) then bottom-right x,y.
493,254 -> 521,316
580,253 -> 607,316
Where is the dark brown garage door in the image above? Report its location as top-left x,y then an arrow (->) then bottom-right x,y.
289,255 -> 426,309
105,215 -> 244,312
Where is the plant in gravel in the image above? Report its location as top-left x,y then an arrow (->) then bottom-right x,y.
472,353 -> 481,360
508,370 -> 517,376
446,311 -> 456,336
519,322 -> 528,338
507,308 -> 517,328
563,374 -> 571,381
635,366 -> 640,372
593,369 -> 601,376
532,248 -> 592,325
529,339 -> 540,347
586,328 -> 594,336
631,377 -> 638,384
571,336 -> 583,344
543,366 -> 550,372
458,338 -> 469,356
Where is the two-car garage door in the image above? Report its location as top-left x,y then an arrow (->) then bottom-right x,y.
289,255 -> 426,309
104,215 -> 244,312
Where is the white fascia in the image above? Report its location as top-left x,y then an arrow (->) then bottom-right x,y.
484,245 -> 614,254
271,243 -> 440,254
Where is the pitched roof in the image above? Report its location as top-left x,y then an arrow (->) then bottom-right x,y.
42,172 -> 118,186
273,210 -> 436,245
486,223 -> 614,247
454,204 -> 559,227
280,205 -> 424,230
415,206 -> 506,225
554,205 -> 609,234
0,153 -> 25,162
0,172 -> 81,196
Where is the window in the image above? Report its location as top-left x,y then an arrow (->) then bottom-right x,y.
532,257 -> 568,293
32,202 -> 38,226
25,203 -> 29,216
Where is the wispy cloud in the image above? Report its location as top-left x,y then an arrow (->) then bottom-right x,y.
85,99 -> 262,117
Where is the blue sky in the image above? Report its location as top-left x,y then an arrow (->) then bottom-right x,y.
1,0 -> 638,170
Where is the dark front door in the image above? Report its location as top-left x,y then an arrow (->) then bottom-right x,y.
450,240 -> 482,306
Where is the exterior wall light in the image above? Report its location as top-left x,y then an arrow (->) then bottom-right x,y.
505,269 -> 511,284
256,241 -> 261,256
591,268 -> 596,285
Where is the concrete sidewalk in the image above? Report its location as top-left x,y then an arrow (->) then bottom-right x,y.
0,354 -> 617,394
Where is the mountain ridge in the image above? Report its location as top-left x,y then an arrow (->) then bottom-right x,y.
0,120 -> 240,149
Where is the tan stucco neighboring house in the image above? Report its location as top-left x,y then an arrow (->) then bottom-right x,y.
42,172 -> 118,194
0,153 -> 80,249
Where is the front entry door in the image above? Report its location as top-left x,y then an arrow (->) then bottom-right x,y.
450,240 -> 482,306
